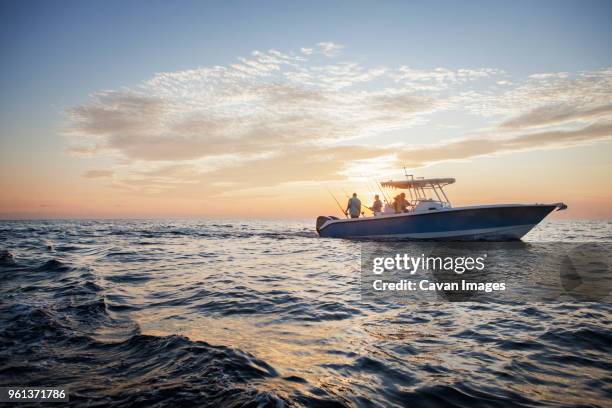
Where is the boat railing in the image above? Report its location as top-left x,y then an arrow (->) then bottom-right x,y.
380,177 -> 455,207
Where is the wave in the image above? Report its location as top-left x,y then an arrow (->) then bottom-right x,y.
392,383 -> 537,408
539,327 -> 612,352
0,299 -> 285,407
186,290 -> 362,322
35,258 -> 74,272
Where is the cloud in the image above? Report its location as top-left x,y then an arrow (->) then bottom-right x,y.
397,121 -> 612,167
110,120 -> 612,195
394,66 -> 504,90
67,91 -> 166,136
316,42 -> 344,57
89,122 -> 612,196
82,169 -> 114,179
461,68 -> 612,119
63,44 -> 612,195
500,103 -> 612,129
65,47 -> 443,163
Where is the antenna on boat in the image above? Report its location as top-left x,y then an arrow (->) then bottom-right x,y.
407,183 -> 415,203
402,172 -> 416,202
403,168 -> 414,181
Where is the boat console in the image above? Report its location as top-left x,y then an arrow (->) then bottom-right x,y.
412,199 -> 449,213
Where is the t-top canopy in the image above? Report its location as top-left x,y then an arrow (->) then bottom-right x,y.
380,178 -> 455,189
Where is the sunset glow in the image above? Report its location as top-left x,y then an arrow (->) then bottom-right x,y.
1,2 -> 611,219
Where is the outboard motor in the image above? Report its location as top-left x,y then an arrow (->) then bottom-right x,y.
316,216 -> 339,234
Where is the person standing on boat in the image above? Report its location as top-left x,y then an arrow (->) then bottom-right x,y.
369,195 -> 383,215
345,193 -> 362,218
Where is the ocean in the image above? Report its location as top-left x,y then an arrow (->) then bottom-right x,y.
1,219 -> 611,407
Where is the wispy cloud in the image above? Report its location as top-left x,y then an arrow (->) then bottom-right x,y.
82,169 -> 114,179
197,121 -> 612,191
461,68 -> 612,118
65,44 -> 444,166
394,66 -> 504,90
316,41 -> 344,57
64,43 -> 612,195
397,121 -> 612,167
500,103 -> 612,129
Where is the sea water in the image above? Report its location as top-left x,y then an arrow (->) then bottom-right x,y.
1,219 -> 610,406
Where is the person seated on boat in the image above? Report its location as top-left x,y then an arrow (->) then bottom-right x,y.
393,193 -> 409,213
345,193 -> 362,219
393,195 -> 401,213
368,195 -> 383,215
400,193 -> 410,212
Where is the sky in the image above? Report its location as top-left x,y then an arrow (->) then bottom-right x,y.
1,0 -> 611,219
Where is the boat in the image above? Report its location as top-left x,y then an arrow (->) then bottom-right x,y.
316,176 -> 567,240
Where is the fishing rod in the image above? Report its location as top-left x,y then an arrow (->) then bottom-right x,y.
373,179 -> 391,205
366,179 -> 377,197
357,174 -> 373,200
364,179 -> 382,213
326,188 -> 348,218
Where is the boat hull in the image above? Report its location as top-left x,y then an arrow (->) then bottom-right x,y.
317,204 -> 563,241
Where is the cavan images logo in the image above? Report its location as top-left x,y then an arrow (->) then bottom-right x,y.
362,242 -> 612,303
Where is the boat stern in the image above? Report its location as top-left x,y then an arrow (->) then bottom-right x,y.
316,215 -> 339,235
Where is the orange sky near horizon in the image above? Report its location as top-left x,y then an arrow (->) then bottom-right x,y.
1,138 -> 610,220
